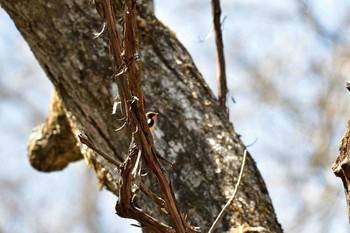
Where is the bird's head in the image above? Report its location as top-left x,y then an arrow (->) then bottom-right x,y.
146,111 -> 158,121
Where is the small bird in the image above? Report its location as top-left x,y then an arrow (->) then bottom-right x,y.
146,111 -> 158,132
145,111 -> 174,166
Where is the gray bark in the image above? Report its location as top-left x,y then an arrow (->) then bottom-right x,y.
1,0 -> 283,232
333,119 -> 350,224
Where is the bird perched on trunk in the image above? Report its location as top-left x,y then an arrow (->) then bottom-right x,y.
145,111 -> 174,166
146,111 -> 158,132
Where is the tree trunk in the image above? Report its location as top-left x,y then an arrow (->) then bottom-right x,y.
333,119 -> 350,224
1,0 -> 282,232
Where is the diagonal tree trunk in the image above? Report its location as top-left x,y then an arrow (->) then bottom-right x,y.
1,0 -> 283,232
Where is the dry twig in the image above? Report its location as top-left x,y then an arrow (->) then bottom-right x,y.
208,149 -> 247,233
211,0 -> 228,110
78,133 -> 121,166
78,133 -> 169,212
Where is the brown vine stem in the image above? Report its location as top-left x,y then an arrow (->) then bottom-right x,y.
94,0 -> 189,232
78,134 -> 168,213
211,0 -> 228,110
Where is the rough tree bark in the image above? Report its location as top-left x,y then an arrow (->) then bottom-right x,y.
1,0 -> 282,232
333,118 -> 350,224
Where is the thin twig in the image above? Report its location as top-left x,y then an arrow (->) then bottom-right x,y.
131,149 -> 142,176
208,149 -> 247,233
114,121 -> 128,132
245,138 -> 258,148
79,134 -> 171,219
211,0 -> 228,110
197,15 -> 226,43
93,22 -> 106,38
78,133 -> 121,166
117,147 -> 175,233
139,182 -> 168,214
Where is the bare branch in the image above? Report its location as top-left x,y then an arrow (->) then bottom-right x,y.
78,133 -> 121,167
139,182 -> 168,214
78,133 -> 171,215
208,149 -> 247,233
114,121 -> 128,132
93,22 -> 106,38
211,0 -> 228,110
116,147 -> 175,233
